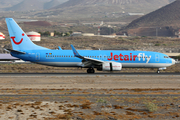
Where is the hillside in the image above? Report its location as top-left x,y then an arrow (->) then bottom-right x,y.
126,0 -> 180,28
122,0 -> 180,36
6,0 -> 44,11
4,0 -> 67,11
44,0 -> 60,9
54,0 -> 172,8
42,0 -> 173,19
1,0 -> 174,20
0,0 -> 23,9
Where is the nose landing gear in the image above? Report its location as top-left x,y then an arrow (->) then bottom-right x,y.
157,67 -> 166,74
87,68 -> 95,73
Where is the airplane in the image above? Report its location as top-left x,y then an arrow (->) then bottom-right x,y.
5,18 -> 176,73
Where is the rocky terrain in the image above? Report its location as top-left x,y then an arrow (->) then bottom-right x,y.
0,0 -> 172,20
122,0 -> 180,36
2,0 -> 68,11
38,0 -> 174,19
0,89 -> 179,120
55,0 -> 173,8
0,76 -> 179,119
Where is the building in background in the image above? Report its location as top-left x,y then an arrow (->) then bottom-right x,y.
70,32 -> 82,37
26,31 -> 41,41
0,54 -> 19,61
50,32 -> 54,37
128,13 -> 144,16
82,33 -> 95,37
0,32 -> 5,40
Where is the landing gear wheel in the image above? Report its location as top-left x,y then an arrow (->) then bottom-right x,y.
87,69 -> 91,73
157,70 -> 160,74
87,68 -> 95,74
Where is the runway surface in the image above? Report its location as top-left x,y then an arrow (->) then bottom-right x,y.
0,72 -> 179,77
0,94 -> 180,97
0,72 -> 179,89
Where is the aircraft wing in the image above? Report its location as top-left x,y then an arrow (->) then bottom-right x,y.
70,44 -> 104,67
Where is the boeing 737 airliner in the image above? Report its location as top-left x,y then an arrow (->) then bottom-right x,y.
5,18 -> 176,73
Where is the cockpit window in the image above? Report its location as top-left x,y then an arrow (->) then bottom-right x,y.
164,56 -> 169,58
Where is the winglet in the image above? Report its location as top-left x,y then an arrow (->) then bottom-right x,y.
70,44 -> 81,57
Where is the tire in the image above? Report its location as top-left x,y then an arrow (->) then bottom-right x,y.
87,68 -> 95,73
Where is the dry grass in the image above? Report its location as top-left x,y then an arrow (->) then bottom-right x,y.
0,88 -> 179,119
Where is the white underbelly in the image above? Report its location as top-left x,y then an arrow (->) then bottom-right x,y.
37,62 -> 82,67
122,63 -> 172,68
36,62 -> 172,68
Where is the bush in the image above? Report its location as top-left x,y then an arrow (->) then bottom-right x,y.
155,43 -> 160,46
175,55 -> 180,60
97,98 -> 107,103
144,102 -> 158,112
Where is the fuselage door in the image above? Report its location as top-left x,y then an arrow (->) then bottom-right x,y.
36,53 -> 40,61
155,54 -> 159,62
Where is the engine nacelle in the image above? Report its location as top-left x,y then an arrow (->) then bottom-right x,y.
102,62 -> 122,71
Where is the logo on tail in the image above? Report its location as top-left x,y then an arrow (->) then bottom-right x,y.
11,33 -> 24,45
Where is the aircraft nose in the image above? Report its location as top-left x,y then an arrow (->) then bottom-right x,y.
172,59 -> 176,65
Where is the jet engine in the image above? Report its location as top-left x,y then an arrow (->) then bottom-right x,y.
97,62 -> 122,71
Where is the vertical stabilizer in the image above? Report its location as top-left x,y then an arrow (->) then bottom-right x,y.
6,18 -> 49,51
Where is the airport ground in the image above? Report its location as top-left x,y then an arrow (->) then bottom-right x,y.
0,63 -> 179,119
0,63 -> 180,73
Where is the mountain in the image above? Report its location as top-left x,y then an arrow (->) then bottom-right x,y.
4,0 -> 67,11
122,0 -> 180,36
126,0 -> 180,28
0,0 -> 23,9
54,0 -> 173,9
45,0 -> 174,19
44,0 -> 60,9
6,0 -> 44,11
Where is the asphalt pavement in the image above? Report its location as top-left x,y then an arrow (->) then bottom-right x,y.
0,72 -> 179,77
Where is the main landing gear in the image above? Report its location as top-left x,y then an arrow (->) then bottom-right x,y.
157,70 -> 160,74
87,68 -> 95,73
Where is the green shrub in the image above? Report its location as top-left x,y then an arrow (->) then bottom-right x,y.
144,102 -> 158,112
175,55 -> 180,60
155,43 -> 160,46
97,98 -> 107,103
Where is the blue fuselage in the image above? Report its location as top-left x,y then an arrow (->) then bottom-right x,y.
11,50 -> 174,68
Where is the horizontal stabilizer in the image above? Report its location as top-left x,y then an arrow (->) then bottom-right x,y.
6,49 -> 26,54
